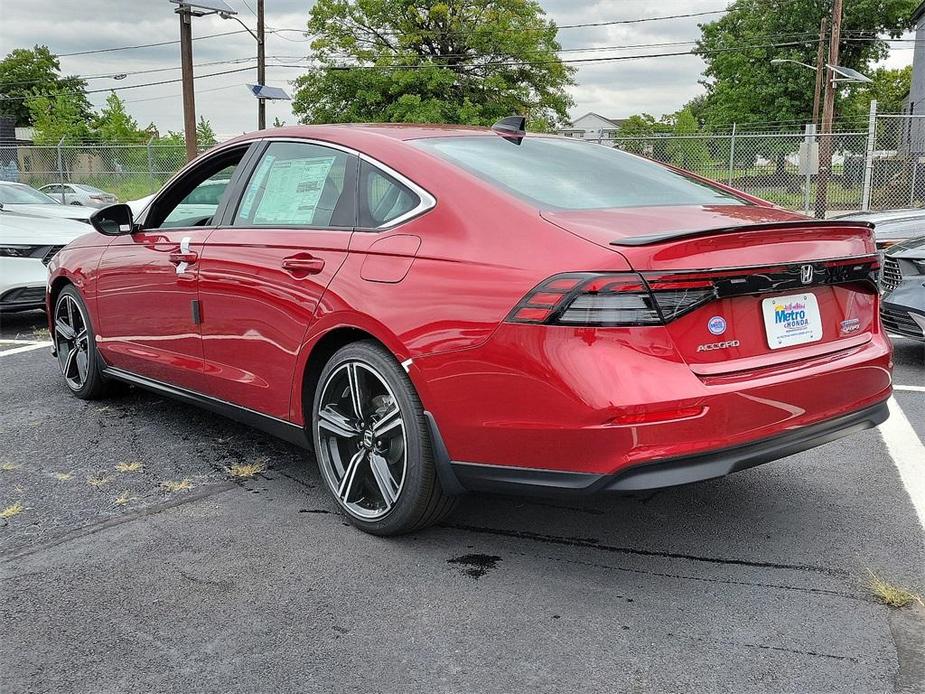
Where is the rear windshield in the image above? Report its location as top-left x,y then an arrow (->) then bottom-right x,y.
412,136 -> 744,210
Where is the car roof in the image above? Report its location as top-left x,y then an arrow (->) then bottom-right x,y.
223,123 -> 496,148
835,208 -> 925,223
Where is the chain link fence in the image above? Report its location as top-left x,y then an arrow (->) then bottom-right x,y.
0,141 -> 194,203
3,112 -> 925,215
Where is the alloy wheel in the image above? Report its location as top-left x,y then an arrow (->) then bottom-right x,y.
54,294 -> 91,391
316,361 -> 407,520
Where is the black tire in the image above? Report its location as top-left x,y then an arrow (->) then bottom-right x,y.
53,285 -> 114,400
312,340 -> 457,535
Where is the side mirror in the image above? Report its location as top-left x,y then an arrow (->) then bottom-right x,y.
90,204 -> 135,236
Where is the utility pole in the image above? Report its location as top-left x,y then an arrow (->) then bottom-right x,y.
814,0 -> 843,218
178,6 -> 198,162
812,16 -> 828,127
257,0 -> 266,130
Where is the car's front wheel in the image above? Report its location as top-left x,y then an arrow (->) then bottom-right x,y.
53,286 -> 112,400
312,341 -> 457,535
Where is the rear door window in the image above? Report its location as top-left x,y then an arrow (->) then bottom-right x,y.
233,142 -> 357,228
358,160 -> 420,228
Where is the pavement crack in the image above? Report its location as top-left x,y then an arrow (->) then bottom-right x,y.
0,482 -> 237,564
441,522 -> 848,577
668,632 -> 860,664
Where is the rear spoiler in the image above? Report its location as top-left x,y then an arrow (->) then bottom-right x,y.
610,219 -> 875,247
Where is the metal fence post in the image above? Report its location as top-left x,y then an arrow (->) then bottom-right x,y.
726,123 -> 736,184
861,99 -> 877,212
803,124 -> 816,216
56,136 -> 66,203
147,136 -> 155,186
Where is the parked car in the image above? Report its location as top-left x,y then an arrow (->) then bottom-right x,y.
880,235 -> 925,343
0,213 -> 91,312
46,123 -> 892,535
834,208 -> 925,249
0,182 -> 94,222
40,183 -> 118,207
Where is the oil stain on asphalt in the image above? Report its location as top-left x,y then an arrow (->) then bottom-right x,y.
447,553 -> 502,579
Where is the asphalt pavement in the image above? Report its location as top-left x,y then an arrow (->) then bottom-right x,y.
1,309 -> 923,694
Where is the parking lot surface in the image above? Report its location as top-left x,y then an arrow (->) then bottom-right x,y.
1,309 -> 924,693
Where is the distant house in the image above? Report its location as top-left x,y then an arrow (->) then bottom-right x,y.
557,112 -> 626,142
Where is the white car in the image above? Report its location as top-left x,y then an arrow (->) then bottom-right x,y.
0,182 -> 94,222
39,183 -> 118,207
0,213 -> 92,312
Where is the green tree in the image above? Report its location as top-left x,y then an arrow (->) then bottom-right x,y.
695,0 -> 916,129
616,113 -> 672,156
842,65 -> 911,121
196,116 -> 217,147
93,92 -> 146,142
0,46 -> 91,126
292,0 -> 575,128
666,108 -> 712,170
26,89 -> 93,144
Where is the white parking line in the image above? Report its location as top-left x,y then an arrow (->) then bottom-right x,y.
0,341 -> 52,356
879,397 -> 925,533
894,385 -> 925,393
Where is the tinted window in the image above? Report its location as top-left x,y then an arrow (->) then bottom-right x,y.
358,161 -> 420,227
0,183 -> 60,205
234,142 -> 356,228
412,136 -> 744,210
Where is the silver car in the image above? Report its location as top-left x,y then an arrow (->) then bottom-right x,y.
39,183 -> 118,207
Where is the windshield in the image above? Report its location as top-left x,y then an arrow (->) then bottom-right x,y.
0,184 -> 60,205
412,136 -> 745,210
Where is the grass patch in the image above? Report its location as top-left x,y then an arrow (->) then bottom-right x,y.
0,502 -> 24,519
53,472 -> 73,481
114,490 -> 137,506
115,461 -> 143,473
227,460 -> 267,479
1,462 -> 22,471
161,479 -> 192,493
865,570 -> 924,608
86,475 -> 110,488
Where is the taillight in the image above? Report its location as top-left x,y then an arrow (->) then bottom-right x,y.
506,272 -> 714,327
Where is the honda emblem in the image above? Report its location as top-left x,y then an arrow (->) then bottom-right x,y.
800,264 -> 814,284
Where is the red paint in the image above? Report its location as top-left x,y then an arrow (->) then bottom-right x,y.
48,125 -> 893,479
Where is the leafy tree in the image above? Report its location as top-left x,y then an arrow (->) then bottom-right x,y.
292,0 -> 575,129
842,65 -> 911,121
695,0 -> 916,129
616,113 -> 672,157
273,116 -> 287,127
0,46 -> 91,126
26,89 -> 93,144
93,92 -> 146,143
666,108 -> 712,170
196,116 -> 217,147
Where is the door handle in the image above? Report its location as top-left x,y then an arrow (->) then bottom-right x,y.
170,236 -> 198,274
282,255 -> 325,275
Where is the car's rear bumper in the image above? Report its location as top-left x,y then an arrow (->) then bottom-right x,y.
435,399 -> 889,495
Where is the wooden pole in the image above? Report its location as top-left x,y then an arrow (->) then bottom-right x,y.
812,16 -> 828,127
813,0 -> 843,219
179,8 -> 198,162
257,0 -> 266,130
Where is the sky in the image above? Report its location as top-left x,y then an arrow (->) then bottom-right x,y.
0,0 -> 915,137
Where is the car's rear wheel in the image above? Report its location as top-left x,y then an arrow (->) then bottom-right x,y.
312,341 -> 456,535
54,286 -> 111,400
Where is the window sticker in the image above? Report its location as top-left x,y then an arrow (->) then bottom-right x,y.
251,156 -> 336,225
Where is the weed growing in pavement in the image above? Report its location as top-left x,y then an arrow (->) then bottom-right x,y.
115,461 -> 143,473
161,479 -> 192,493
0,502 -> 24,519
114,491 -> 137,505
86,476 -> 110,488
865,569 -> 924,608
1,462 -> 22,471
228,460 -> 267,479
53,472 -> 73,481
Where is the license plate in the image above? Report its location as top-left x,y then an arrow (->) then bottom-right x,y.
761,292 -> 823,350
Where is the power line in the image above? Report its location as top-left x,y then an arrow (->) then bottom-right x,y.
56,29 -> 248,57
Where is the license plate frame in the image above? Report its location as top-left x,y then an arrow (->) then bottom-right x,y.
761,292 -> 823,350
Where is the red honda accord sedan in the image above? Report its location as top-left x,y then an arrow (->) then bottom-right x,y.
46,121 -> 892,534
